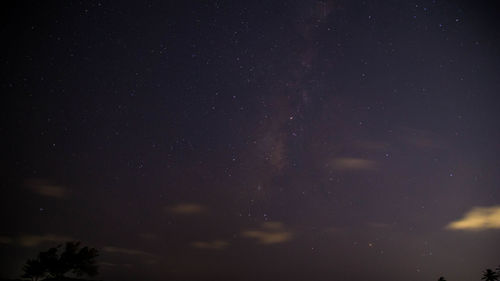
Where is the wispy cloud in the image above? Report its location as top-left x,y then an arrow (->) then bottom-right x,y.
103,246 -> 158,265
329,157 -> 377,171
18,234 -> 73,247
242,222 -> 293,244
191,240 -> 229,250
401,127 -> 445,149
26,179 -> 68,199
167,203 -> 205,215
103,246 -> 157,258
446,206 -> 500,231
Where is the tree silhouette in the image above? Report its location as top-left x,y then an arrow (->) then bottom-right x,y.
21,241 -> 99,280
438,276 -> 447,281
22,258 -> 46,281
482,269 -> 500,281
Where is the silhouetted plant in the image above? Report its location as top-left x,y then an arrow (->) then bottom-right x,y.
21,241 -> 98,280
22,258 -> 46,281
438,276 -> 447,281
482,269 -> 499,281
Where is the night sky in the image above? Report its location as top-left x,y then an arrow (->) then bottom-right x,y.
2,1 -> 500,281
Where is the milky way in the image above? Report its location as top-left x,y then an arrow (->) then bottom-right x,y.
2,1 -> 500,281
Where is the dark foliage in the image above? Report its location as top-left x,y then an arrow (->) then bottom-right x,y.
482,269 -> 500,281
22,258 -> 46,281
21,242 -> 98,281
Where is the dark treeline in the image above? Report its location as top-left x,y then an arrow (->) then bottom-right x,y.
1,241 -> 499,281
18,241 -> 98,281
438,266 -> 500,281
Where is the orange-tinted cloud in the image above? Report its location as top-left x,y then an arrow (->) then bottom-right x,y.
167,203 -> 205,215
446,206 -> 500,231
242,222 -> 293,244
26,179 -> 68,199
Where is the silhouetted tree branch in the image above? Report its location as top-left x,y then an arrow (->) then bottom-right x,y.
21,241 -> 98,281
482,269 -> 499,281
22,258 -> 46,281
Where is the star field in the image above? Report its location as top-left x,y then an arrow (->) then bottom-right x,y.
1,1 -> 500,281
